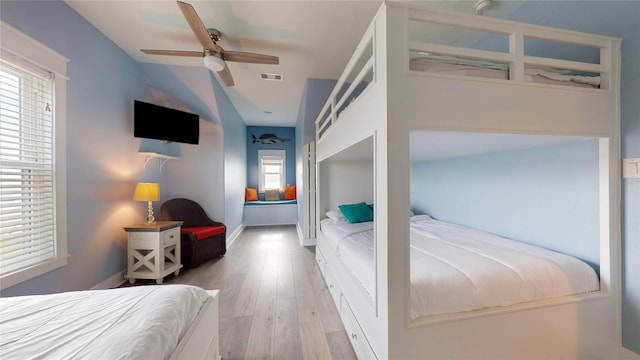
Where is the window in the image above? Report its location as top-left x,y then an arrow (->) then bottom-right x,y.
258,150 -> 285,192
0,23 -> 68,290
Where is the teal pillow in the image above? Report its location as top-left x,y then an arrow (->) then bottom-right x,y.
338,202 -> 374,223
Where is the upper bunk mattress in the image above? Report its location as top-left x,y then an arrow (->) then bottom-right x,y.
409,57 -> 600,88
320,215 -> 599,319
0,285 -> 211,359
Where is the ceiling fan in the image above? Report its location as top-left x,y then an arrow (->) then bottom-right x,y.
141,1 -> 279,87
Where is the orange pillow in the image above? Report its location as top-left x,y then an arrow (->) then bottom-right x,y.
245,187 -> 258,201
284,185 -> 296,200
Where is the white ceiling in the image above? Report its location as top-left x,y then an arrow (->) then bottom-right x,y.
64,0 -> 522,127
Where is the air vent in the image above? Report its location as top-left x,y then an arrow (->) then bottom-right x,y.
260,73 -> 284,81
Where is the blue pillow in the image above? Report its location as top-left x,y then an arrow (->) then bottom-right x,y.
338,202 -> 374,223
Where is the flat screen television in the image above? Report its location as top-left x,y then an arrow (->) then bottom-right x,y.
134,100 -> 199,144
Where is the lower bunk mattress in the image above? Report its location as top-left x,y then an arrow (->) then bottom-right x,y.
0,284 -> 214,359
320,215 -> 599,320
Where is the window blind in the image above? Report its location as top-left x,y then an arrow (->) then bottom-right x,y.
0,59 -> 56,275
258,149 -> 286,192
262,157 -> 283,189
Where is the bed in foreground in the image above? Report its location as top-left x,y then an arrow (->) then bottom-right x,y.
0,285 -> 219,360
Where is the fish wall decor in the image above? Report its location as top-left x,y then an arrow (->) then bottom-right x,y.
252,133 -> 289,144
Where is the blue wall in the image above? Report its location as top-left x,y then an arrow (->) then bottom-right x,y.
411,139 -> 600,271
213,78 -> 247,233
502,1 -> 640,352
216,81 -> 248,235
247,126 -> 295,200
0,0 -> 247,296
1,0 -> 148,295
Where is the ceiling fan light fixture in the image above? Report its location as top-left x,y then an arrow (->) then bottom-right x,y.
204,53 -> 225,72
475,0 -> 492,15
141,2 -> 279,87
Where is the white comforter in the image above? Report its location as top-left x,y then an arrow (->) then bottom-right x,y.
321,215 -> 599,319
0,285 -> 210,360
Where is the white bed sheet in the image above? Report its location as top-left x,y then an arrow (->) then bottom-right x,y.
320,215 -> 599,319
0,285 -> 210,360
409,58 -> 600,88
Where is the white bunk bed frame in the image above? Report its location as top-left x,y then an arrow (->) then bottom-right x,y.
314,2 -> 621,359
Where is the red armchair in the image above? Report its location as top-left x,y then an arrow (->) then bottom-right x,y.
160,198 -> 226,268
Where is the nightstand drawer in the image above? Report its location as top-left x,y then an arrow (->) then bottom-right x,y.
128,231 -> 157,245
163,227 -> 179,246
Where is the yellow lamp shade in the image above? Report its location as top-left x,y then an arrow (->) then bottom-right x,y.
133,183 -> 160,202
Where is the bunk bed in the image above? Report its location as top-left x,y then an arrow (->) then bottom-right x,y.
0,285 -> 220,360
320,214 -> 601,319
314,2 -> 620,359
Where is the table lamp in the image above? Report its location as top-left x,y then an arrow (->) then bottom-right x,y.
133,182 -> 160,224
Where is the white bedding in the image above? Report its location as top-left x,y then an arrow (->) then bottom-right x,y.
409,57 -> 600,88
0,285 -> 211,359
320,215 -> 599,319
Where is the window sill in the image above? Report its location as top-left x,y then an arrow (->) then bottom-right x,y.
0,255 -> 69,290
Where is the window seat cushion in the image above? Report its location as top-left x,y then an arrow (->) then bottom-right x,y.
244,200 -> 297,206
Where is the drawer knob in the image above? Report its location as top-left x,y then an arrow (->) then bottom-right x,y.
352,333 -> 357,340
169,235 -> 174,239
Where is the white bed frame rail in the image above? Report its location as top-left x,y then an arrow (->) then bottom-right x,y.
315,24 -> 376,141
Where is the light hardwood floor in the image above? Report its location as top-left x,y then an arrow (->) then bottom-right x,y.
163,225 -> 357,360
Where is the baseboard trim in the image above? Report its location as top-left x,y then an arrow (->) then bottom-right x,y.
620,346 -> 640,360
296,223 -> 317,246
90,270 -> 126,290
227,223 -> 245,248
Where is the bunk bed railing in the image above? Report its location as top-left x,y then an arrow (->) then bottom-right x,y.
315,4 -> 615,142
315,25 -> 375,141
407,7 -> 612,86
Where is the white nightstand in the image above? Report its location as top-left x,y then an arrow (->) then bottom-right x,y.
124,221 -> 183,284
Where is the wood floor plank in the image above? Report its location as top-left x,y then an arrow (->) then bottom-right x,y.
232,242 -> 268,317
308,265 -> 344,333
220,315 -> 253,360
299,309 -> 333,360
274,298 -> 303,360
326,330 -> 358,360
276,244 -> 296,299
292,253 -> 319,311
244,309 -> 276,359
254,247 -> 278,314
216,272 -> 246,326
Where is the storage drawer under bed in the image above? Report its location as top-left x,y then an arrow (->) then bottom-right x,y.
316,247 -> 342,310
341,298 -> 377,359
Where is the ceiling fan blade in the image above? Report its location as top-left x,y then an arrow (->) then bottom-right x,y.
222,51 -> 279,65
141,49 -> 204,57
177,1 -> 216,50
217,64 -> 235,87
